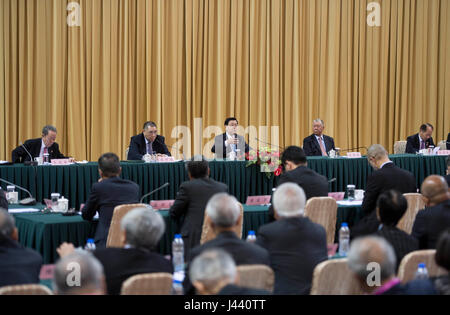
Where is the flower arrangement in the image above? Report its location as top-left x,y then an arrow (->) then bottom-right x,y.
246,147 -> 282,178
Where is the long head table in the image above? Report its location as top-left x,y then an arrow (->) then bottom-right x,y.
0,155 -> 447,210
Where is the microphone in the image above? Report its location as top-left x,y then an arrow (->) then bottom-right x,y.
19,142 -> 38,166
328,178 -> 336,183
140,182 -> 170,203
0,178 -> 36,205
338,146 -> 368,152
254,137 -> 284,150
154,138 -> 186,160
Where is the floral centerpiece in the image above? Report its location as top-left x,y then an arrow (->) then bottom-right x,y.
246,147 -> 282,178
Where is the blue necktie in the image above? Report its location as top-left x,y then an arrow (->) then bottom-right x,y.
147,142 -> 153,154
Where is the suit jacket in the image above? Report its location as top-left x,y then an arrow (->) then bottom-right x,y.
211,133 -> 249,159
0,235 -> 43,287
184,231 -> 271,295
268,166 -> 328,221
447,133 -> 450,150
93,247 -> 173,295
380,279 -> 436,295
412,199 -> 450,249
127,133 -> 170,160
169,177 -> 228,257
256,217 -> 328,295
11,138 -> 66,163
445,174 -> 450,188
218,284 -> 271,295
0,188 -> 8,210
82,176 -> 140,248
405,133 -> 435,154
302,134 -> 335,156
376,225 -> 419,270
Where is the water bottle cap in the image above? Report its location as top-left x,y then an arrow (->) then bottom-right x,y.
174,234 -> 182,239
248,230 -> 255,235
87,238 -> 95,243
418,263 -> 426,268
341,222 -> 348,227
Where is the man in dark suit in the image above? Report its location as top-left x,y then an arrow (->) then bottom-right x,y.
189,248 -> 271,295
302,119 -> 335,156
256,183 -> 328,295
405,123 -> 435,154
127,121 -> 170,160
447,133 -> 450,150
184,193 -> 270,294
211,117 -> 249,160
446,156 -> 450,188
0,188 -> 7,210
82,153 -> 140,248
412,175 -> 450,249
268,146 -> 328,221
58,207 -> 172,295
0,209 -> 43,287
351,144 -> 417,239
169,156 -> 228,258
11,125 -> 69,163
375,190 -> 419,270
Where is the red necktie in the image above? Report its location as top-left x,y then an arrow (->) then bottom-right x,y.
319,137 -> 327,156
43,147 -> 48,155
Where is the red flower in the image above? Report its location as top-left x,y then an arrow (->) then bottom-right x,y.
274,166 -> 282,176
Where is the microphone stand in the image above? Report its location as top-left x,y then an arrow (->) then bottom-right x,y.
140,182 -> 170,203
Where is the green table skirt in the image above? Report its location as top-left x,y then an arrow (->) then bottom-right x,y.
1,155 -> 446,210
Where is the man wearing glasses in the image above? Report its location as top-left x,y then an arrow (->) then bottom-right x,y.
127,121 -> 170,160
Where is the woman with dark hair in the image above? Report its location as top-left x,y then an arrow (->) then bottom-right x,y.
433,228 -> 450,295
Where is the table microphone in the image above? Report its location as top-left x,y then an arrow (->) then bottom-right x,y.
254,137 -> 284,150
19,142 -> 38,166
154,138 -> 186,160
328,178 -> 336,183
0,177 -> 36,205
140,182 -> 170,203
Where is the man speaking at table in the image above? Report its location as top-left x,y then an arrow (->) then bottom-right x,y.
127,121 -> 170,160
82,153 -> 140,248
211,117 -> 249,160
405,123 -> 435,154
302,119 -> 335,156
11,125 -> 70,163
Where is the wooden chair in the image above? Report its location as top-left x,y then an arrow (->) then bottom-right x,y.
200,202 -> 244,245
236,265 -> 275,292
394,141 -> 407,154
0,284 -> 53,295
437,140 -> 446,151
310,258 -> 364,295
120,272 -> 173,295
106,203 -> 148,248
397,193 -> 425,234
397,250 -> 447,283
304,197 -> 338,245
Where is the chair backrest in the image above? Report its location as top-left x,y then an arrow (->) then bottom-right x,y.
200,202 -> 244,245
106,203 -> 148,248
304,197 -> 338,245
397,249 -> 447,283
397,193 -> 425,234
0,284 -> 53,295
310,258 -> 364,295
236,264 -> 275,292
437,140 -> 446,151
120,272 -> 173,295
393,141 -> 407,154
125,147 -> 130,159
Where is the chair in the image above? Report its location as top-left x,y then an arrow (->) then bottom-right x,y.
125,146 -> 130,159
310,258 -> 364,295
236,265 -> 275,292
397,249 -> 447,283
394,141 -> 407,154
106,203 -> 148,248
0,284 -> 53,295
397,193 -> 425,234
200,202 -> 244,245
304,197 -> 338,245
437,140 -> 446,151
120,272 -> 173,295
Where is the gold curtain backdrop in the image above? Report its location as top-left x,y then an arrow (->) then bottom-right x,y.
1,0 -> 449,161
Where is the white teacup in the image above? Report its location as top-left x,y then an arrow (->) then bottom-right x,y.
355,189 -> 365,201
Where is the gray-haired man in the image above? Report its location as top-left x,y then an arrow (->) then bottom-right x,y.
302,119 -> 336,156
58,207 -> 173,295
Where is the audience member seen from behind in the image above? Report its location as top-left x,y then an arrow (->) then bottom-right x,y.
431,228 -> 450,295
347,236 -> 435,295
53,250 -> 106,295
189,248 -> 270,295
0,208 -> 43,287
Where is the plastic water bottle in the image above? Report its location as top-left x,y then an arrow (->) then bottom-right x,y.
172,234 -> 185,272
246,230 -> 257,243
338,223 -> 350,257
414,263 -> 429,280
84,238 -> 96,252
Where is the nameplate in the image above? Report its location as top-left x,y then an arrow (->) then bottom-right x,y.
437,150 -> 450,156
328,192 -> 345,201
150,200 -> 175,210
346,152 -> 361,158
246,195 -> 271,206
157,157 -> 176,163
51,159 -> 72,165
39,264 -> 55,280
